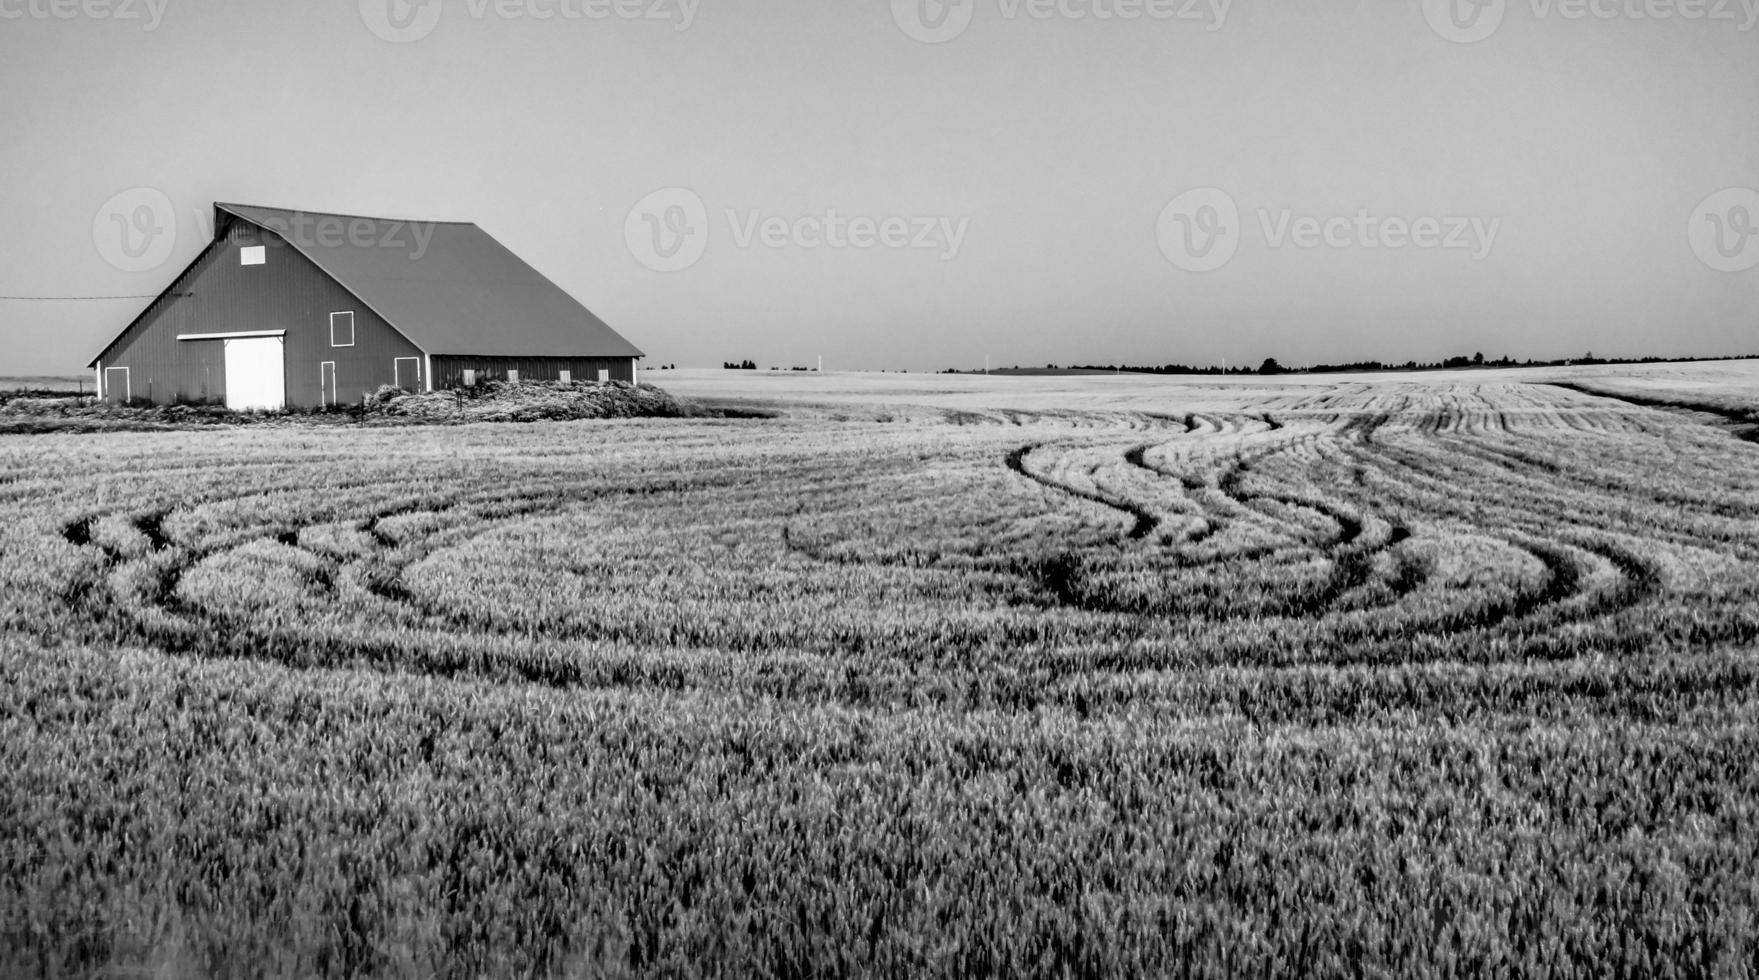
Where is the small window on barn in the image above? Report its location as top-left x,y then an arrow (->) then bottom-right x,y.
462,369 -> 476,386
559,370 -> 572,383
507,369 -> 520,383
598,369 -> 611,383
241,246 -> 266,266
330,312 -> 355,348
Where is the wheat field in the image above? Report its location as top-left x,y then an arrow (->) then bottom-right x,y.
2,367 -> 1756,978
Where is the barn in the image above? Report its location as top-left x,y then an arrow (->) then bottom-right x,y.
89,203 -> 644,409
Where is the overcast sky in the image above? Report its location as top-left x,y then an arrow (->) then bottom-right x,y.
2,0 -> 1756,374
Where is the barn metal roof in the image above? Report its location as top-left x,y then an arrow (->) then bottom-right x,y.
213,203 -> 643,359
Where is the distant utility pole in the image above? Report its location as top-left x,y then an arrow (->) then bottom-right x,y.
985,354 -> 989,375
818,355 -> 823,373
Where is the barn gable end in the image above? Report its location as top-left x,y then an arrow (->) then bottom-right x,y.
91,216 -> 421,409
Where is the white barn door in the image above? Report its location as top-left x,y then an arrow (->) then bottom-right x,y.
224,337 -> 286,411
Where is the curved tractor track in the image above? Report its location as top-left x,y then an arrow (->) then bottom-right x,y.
57,495 -> 591,688
995,394 -> 1710,659
22,380 -> 1759,696
1007,444 -> 1160,541
46,460 -> 779,691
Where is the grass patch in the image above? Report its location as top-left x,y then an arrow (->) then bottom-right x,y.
0,381 -> 764,434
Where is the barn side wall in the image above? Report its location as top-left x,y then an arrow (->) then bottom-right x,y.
431,356 -> 636,388
94,220 -> 424,409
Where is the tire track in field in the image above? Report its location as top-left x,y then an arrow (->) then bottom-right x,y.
37,389 -> 1726,692
1005,444 -> 1159,541
1446,432 -> 1759,525
53,510 -> 731,696
1127,437 -> 1315,551
1106,407 -> 1648,634
1547,382 -> 1759,445
51,469 -> 822,690
1011,418 -> 1427,622
1200,436 -> 1420,617
54,503 -> 619,691
1014,411 -> 1296,550
1341,433 -> 1665,639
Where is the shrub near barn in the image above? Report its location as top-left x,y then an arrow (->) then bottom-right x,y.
0,380 -> 715,434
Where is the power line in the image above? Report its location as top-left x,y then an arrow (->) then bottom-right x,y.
0,295 -> 159,301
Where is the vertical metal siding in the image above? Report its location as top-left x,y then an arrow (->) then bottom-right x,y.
96,220 -> 424,409
431,356 -> 636,388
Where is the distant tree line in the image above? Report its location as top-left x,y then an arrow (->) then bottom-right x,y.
722,362 -> 831,371
946,352 -> 1758,377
